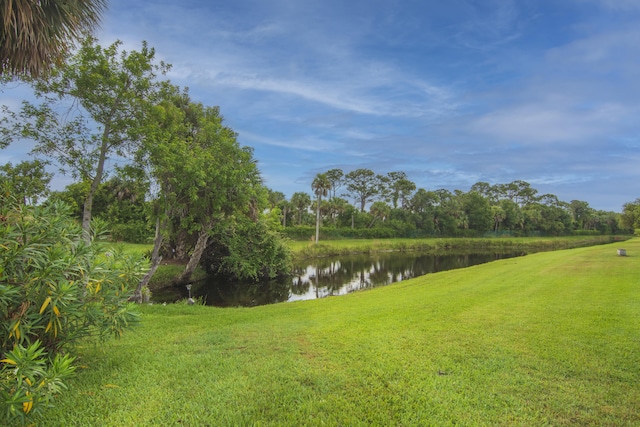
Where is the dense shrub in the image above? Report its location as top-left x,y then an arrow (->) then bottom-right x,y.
202,217 -> 292,282
0,200 -> 144,424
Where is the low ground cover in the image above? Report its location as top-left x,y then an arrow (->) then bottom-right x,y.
27,238 -> 639,426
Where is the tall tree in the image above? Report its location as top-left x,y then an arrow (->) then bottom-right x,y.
344,168 -> 381,212
461,191 -> 493,233
395,178 -> 416,209
137,87 -> 264,292
0,159 -> 52,205
2,37 -> 169,242
290,192 -> 311,225
470,181 -> 500,204
1,0 -> 106,77
312,173 -> 331,244
325,168 -> 344,200
384,171 -> 415,208
568,200 -> 593,230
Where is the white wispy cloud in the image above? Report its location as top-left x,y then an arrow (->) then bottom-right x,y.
468,103 -> 628,145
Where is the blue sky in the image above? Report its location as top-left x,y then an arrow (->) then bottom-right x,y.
3,0 -> 640,211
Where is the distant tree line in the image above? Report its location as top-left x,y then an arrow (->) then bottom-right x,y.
266,170 -> 628,240
2,163 -> 632,245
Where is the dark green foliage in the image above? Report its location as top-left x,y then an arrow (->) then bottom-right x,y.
621,198 -> 640,231
0,160 -> 52,205
0,198 -> 144,423
47,173 -> 152,243
202,217 -> 292,283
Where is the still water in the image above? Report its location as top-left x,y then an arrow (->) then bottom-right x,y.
159,251 -> 522,307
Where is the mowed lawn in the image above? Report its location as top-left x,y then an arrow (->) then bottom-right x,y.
35,239 -> 639,426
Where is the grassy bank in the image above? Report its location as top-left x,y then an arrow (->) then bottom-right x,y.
29,238 -> 639,426
290,235 -> 627,259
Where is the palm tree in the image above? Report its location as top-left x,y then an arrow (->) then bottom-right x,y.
368,201 -> 390,228
311,173 -> 331,244
1,0 -> 107,77
290,192 -> 311,225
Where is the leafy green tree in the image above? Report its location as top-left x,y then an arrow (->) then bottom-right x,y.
592,210 -> 621,234
537,204 -> 572,235
312,173 -> 331,243
0,160 -> 52,205
0,0 -> 106,78
384,171 -> 416,209
569,200 -> 593,230
334,201 -> 360,229
137,87 -> 267,294
495,180 -> 538,207
461,191 -> 493,233
202,215 -> 291,284
344,168 -> 381,212
2,36 -> 169,242
410,188 -> 437,213
500,199 -> 524,232
471,181 -> 505,205
620,198 -> 640,231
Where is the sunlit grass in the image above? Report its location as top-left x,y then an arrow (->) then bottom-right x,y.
28,238 -> 640,426
290,235 -> 624,258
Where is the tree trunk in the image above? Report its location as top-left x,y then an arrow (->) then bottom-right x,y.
132,217 -> 165,303
282,206 -> 287,227
173,228 -> 191,260
315,195 -> 321,244
175,223 -> 211,285
82,136 -> 109,243
81,94 -> 122,243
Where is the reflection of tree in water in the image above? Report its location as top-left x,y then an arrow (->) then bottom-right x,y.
295,252 -> 518,300
196,277 -> 290,307
291,276 -> 310,295
194,251 -> 520,306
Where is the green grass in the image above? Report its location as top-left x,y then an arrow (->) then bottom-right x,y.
290,235 -> 626,258
29,238 -> 639,426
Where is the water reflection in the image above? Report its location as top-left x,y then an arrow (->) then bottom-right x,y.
161,251 -> 521,307
288,252 -> 517,302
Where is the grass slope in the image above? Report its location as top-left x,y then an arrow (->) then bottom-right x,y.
35,239 -> 639,426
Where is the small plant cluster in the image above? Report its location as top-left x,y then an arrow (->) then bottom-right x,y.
0,199 -> 144,424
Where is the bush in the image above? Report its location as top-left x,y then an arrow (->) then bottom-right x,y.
0,200 -> 144,424
203,217 -> 292,282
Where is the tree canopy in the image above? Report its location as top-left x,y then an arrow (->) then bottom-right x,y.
2,36 -> 169,241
